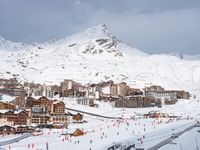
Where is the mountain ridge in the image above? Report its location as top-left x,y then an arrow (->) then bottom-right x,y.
0,24 -> 200,94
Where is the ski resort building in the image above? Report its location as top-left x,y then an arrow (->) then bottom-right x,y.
0,110 -> 29,125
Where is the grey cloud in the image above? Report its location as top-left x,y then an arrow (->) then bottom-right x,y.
83,0 -> 200,13
0,0 -> 200,54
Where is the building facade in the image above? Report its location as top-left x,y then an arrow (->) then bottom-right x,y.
0,110 -> 29,125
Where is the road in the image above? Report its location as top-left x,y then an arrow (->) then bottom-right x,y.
66,107 -> 122,119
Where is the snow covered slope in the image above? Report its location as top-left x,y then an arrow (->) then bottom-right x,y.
0,24 -> 200,93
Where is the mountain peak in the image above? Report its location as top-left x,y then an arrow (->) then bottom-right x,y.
85,24 -> 108,32
170,51 -> 184,59
57,23 -> 146,57
78,24 -> 114,40
89,24 -> 107,30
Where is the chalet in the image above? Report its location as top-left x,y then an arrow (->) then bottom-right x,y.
50,101 -> 68,126
67,112 -> 84,123
72,129 -> 84,136
0,110 -> 29,125
72,113 -> 83,123
32,96 -> 53,114
52,101 -> 65,115
31,105 -> 49,125
15,125 -> 35,133
0,125 -> 16,135
30,97 -> 67,125
31,112 -> 50,125
0,124 -> 35,135
67,128 -> 84,137
31,97 -> 66,115
9,110 -> 28,125
49,114 -> 68,127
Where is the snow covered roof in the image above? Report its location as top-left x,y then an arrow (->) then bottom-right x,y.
66,128 -> 83,134
13,109 -> 24,114
53,101 -> 64,104
0,109 -> 10,114
0,94 -> 16,103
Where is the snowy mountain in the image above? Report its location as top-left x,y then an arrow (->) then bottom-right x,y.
0,24 -> 200,93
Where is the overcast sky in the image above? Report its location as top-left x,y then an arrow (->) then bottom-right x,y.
0,0 -> 200,54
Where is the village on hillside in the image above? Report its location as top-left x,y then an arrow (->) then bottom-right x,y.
0,78 -> 191,136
